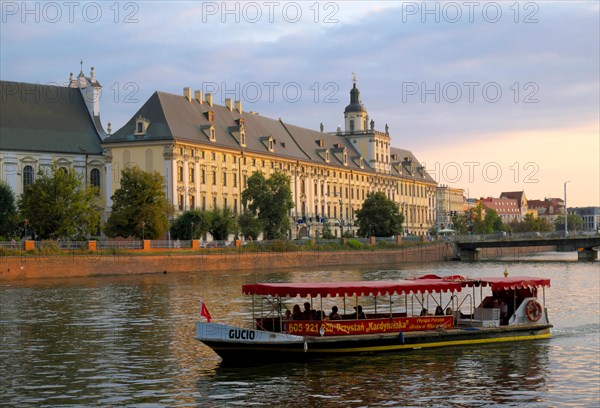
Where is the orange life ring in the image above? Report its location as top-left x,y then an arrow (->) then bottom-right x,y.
525,299 -> 543,322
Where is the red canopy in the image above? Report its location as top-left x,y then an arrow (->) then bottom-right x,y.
466,277 -> 551,291
242,280 -> 463,298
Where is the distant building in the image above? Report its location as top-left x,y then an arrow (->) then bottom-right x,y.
569,207 -> 600,232
500,191 -> 528,220
527,198 -> 564,225
480,197 -> 522,223
0,66 -> 107,211
435,185 -> 465,230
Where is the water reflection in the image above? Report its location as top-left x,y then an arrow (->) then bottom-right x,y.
1,259 -> 598,406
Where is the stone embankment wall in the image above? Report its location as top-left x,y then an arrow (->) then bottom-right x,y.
0,243 -> 456,280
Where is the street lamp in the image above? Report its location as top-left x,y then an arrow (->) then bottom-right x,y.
190,221 -> 195,240
564,181 -> 570,236
141,221 -> 145,240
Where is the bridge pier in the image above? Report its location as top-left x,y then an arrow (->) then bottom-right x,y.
460,249 -> 481,262
578,249 -> 598,261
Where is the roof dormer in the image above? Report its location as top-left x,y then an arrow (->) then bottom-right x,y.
134,115 -> 150,136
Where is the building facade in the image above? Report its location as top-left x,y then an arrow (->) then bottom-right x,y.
0,68 -> 106,209
103,82 -> 438,237
435,185 -> 465,231
569,207 -> 600,232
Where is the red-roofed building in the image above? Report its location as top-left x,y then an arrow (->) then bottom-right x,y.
500,191 -> 528,219
480,197 -> 522,222
527,198 -> 564,224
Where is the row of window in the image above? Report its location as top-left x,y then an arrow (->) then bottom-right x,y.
21,165 -> 101,190
177,194 -> 239,213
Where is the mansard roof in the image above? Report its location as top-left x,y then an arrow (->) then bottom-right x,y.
105,89 -> 436,182
389,147 -> 436,183
0,81 -> 103,154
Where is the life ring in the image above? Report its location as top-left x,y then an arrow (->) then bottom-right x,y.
525,299 -> 543,322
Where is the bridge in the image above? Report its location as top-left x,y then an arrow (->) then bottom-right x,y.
454,232 -> 600,261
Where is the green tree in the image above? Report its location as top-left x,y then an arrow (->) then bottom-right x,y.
241,171 -> 294,240
238,211 -> 263,240
0,181 -> 17,238
554,214 -> 583,232
17,163 -> 101,239
170,210 -> 212,240
105,167 -> 170,239
451,214 -> 468,235
471,204 -> 504,234
509,213 -> 554,233
208,207 -> 236,241
355,192 -> 404,237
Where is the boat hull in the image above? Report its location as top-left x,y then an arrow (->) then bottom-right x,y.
195,322 -> 552,363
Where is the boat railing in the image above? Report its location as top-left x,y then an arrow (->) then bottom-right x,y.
455,294 -> 473,320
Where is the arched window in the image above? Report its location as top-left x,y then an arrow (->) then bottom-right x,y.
349,119 -> 355,132
23,165 -> 34,188
90,168 -> 101,189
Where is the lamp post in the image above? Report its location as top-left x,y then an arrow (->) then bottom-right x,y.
190,221 -> 194,240
564,181 -> 570,236
141,221 -> 145,240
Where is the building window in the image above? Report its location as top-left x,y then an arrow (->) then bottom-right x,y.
243,175 -> 248,188
233,173 -> 237,187
210,127 -> 216,141
223,171 -> 227,186
241,131 -> 246,146
234,199 -> 238,214
223,197 -> 228,209
213,197 -> 217,209
202,196 -> 206,211
90,168 -> 101,190
23,165 -> 34,188
201,169 -> 206,184
177,166 -> 184,182
189,168 -> 195,183
178,194 -> 184,210
349,119 -> 354,132
190,195 -> 195,209
212,171 -> 217,185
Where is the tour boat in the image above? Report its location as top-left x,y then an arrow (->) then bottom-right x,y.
195,274 -> 552,362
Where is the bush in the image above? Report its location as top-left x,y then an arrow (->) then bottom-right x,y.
346,239 -> 365,250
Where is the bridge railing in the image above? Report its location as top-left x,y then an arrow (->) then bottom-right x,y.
456,231 -> 600,243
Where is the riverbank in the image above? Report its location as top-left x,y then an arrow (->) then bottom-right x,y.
0,243 -> 456,280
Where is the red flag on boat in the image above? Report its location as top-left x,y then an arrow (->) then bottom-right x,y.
200,301 -> 212,322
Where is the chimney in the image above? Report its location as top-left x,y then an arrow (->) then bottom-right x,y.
205,93 -> 213,107
194,90 -> 203,104
225,98 -> 232,111
234,100 -> 242,113
183,87 -> 192,102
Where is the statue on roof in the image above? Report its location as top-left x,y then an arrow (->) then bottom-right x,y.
370,119 -> 374,130
385,124 -> 389,134
320,122 -> 324,132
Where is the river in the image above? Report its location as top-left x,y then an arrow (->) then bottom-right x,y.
1,252 -> 598,407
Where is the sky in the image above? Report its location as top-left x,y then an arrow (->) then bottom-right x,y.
1,0 -> 598,207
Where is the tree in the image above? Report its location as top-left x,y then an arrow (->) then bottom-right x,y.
17,163 -> 101,239
0,181 -> 17,238
105,167 -> 170,239
208,207 -> 236,241
451,214 -> 469,235
237,211 -> 263,240
241,171 -> 294,240
355,192 -> 404,237
509,213 -> 554,233
471,204 -> 504,234
170,210 -> 212,240
554,214 -> 583,232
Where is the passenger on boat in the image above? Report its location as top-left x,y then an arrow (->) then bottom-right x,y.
420,308 -> 428,316
329,306 -> 341,320
354,305 -> 367,319
445,307 -> 453,315
499,299 -> 508,325
292,304 -> 303,320
303,302 -> 312,320
284,309 -> 292,320
435,306 -> 444,315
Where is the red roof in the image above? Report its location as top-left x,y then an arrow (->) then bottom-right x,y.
242,276 -> 550,297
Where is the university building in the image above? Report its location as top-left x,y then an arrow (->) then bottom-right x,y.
0,67 -> 107,208
103,80 -> 437,237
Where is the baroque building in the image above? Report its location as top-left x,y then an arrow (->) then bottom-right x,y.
0,66 -> 107,210
103,81 -> 437,238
